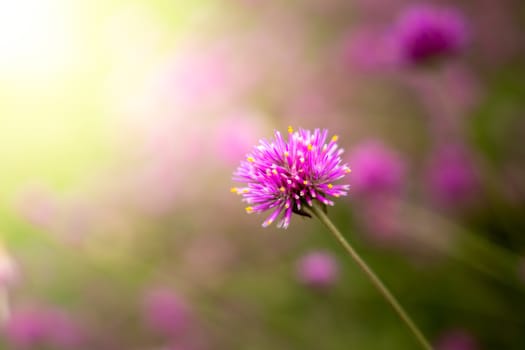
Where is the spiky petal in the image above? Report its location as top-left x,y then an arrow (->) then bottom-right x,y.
232,128 -> 350,228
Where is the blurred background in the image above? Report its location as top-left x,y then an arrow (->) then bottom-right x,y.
0,0 -> 524,349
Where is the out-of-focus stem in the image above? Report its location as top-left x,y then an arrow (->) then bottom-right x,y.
306,203 -> 433,350
401,202 -> 522,290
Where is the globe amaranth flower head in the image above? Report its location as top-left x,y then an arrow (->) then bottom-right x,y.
232,127 -> 350,228
296,251 -> 339,289
393,4 -> 469,65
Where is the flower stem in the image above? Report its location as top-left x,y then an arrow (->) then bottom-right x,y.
307,203 -> 433,350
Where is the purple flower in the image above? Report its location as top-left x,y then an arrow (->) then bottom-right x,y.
296,251 -> 339,289
143,288 -> 192,338
425,144 -> 478,207
4,307 -> 83,349
4,309 -> 48,348
348,141 -> 405,196
232,127 -> 350,228
393,4 -> 469,65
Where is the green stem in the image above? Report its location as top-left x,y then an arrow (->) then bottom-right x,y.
306,203 -> 433,350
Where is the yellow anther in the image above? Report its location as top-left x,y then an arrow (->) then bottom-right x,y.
279,186 -> 285,192
303,180 -> 308,185
272,169 -> 278,175
307,144 -> 313,151
284,151 -> 289,157
242,189 -> 249,193
247,156 -> 255,162
245,206 -> 254,213
331,135 -> 339,142
288,126 -> 293,134
327,184 -> 333,189
345,167 -> 352,173
230,187 -> 238,193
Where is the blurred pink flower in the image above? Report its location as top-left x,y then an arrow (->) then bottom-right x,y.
143,288 -> 193,339
152,45 -> 255,114
435,329 -> 478,350
4,307 -> 84,349
213,111 -> 268,165
348,141 -> 406,196
425,144 -> 479,208
392,4 -> 469,66
296,251 -> 339,289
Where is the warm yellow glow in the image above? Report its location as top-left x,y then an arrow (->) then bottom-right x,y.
0,0 -> 74,79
